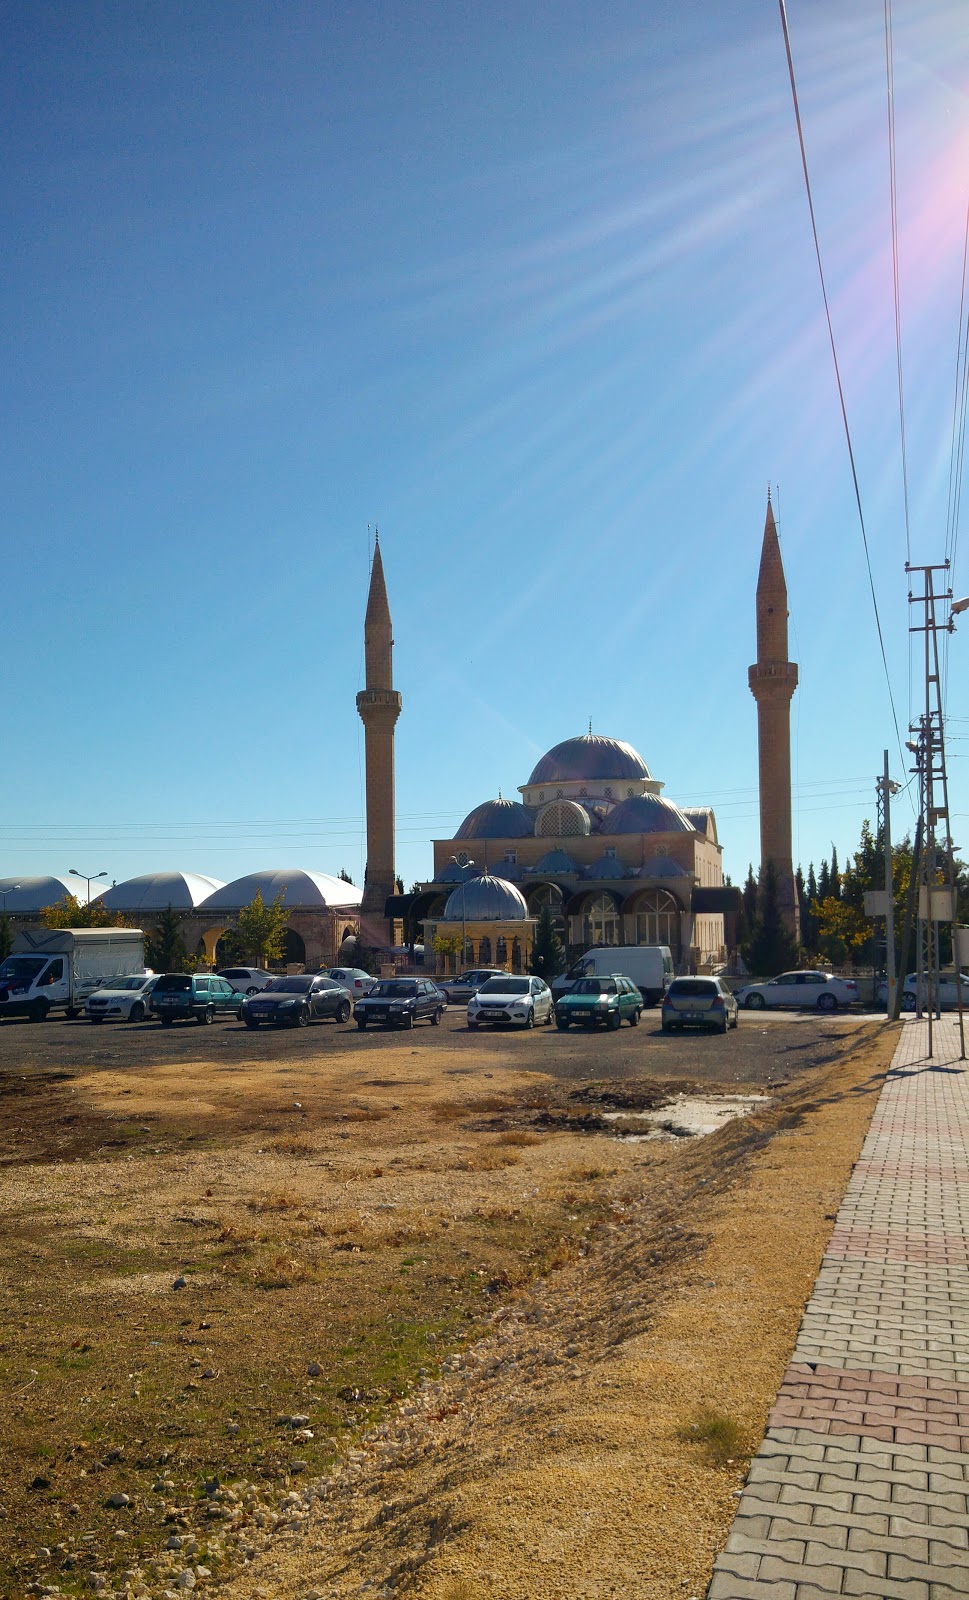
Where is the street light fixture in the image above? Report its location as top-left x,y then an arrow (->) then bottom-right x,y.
69,868 -> 107,904
0,885 -> 21,913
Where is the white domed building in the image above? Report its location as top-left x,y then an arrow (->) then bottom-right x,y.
192,869 -> 363,969
415,732 -> 729,973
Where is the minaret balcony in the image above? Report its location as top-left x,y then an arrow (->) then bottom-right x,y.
356,688 -> 402,719
748,661 -> 798,697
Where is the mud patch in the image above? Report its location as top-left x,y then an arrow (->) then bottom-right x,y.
602,1093 -> 773,1141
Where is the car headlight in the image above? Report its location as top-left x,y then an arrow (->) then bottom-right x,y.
278,998 -> 297,1008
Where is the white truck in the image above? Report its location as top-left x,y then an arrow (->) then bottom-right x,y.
0,927 -> 147,1023
552,945 -> 674,1005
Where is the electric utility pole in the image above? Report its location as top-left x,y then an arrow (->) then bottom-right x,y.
905,562 -> 966,1061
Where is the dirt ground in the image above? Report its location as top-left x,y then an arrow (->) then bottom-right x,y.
0,1009 -> 896,1600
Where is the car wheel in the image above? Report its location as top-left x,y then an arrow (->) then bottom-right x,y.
28,999 -> 49,1024
161,1016 -> 174,1027
816,992 -> 838,1012
731,1011 -> 739,1029
130,1001 -> 145,1023
65,1006 -> 78,1021
431,1007 -> 442,1025
607,1011 -> 621,1031
201,1005 -> 216,1024
556,1017 -> 570,1030
245,986 -> 259,996
630,1008 -> 640,1026
719,1018 -> 728,1034
661,1022 -> 672,1034
900,991 -> 917,1012
545,1006 -> 554,1025
244,1016 -> 260,1029
337,1000 -> 351,1024
89,1015 -> 103,1024
295,1007 -> 310,1028
745,993 -> 766,1009
467,1019 -> 478,1031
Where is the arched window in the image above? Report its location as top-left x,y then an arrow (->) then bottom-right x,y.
496,935 -> 507,966
629,891 -> 680,948
478,935 -> 491,965
536,801 -> 590,837
511,937 -> 522,972
527,882 -> 564,919
581,893 -> 620,947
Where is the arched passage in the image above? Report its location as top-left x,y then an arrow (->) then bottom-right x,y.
281,928 -> 306,967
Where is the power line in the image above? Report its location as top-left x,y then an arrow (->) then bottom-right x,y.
883,0 -> 912,568
777,0 -> 907,779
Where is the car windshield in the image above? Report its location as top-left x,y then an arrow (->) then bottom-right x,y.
479,977 -> 529,995
154,974 -> 193,992
0,957 -> 47,984
265,977 -> 312,994
572,979 -> 616,995
668,979 -> 717,997
370,981 -> 417,998
104,975 -> 148,992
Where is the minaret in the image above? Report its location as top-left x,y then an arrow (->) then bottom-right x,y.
356,537 -> 402,938
748,494 -> 800,939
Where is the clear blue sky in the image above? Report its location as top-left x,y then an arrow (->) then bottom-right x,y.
3,0 -> 967,895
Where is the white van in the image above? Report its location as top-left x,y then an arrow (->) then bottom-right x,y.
553,946 -> 674,1006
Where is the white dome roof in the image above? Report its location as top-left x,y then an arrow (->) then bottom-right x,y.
200,868 -> 363,911
442,873 -> 528,922
0,875 -> 100,911
100,872 -> 226,911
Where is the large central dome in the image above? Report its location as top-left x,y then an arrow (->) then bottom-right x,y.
527,734 -> 651,787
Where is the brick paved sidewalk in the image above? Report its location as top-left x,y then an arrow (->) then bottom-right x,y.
707,1015 -> 969,1599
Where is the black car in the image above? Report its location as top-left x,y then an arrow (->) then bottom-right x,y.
240,975 -> 353,1029
353,979 -> 445,1030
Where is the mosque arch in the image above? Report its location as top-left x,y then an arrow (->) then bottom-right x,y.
569,890 -> 621,949
623,889 -> 681,949
281,928 -> 306,967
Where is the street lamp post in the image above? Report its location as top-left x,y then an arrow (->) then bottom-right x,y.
0,885 -> 21,913
69,869 -> 107,905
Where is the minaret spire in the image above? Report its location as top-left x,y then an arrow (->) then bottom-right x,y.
357,535 -> 402,942
749,494 -> 800,940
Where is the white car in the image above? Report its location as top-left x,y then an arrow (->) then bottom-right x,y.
467,975 -> 554,1029
86,973 -> 158,1023
324,967 -> 376,997
216,967 -> 275,995
734,970 -> 859,1013
876,971 -> 969,1012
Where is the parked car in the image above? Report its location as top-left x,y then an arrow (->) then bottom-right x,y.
734,970 -> 859,1012
467,975 -> 554,1029
325,967 -> 377,998
217,966 -> 275,995
876,971 -> 969,1011
555,975 -> 642,1030
85,973 -> 159,1023
152,973 -> 243,1025
436,969 -> 508,1004
354,979 -> 445,1029
241,975 -> 352,1028
661,976 -> 739,1034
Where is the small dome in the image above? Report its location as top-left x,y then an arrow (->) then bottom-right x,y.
527,850 -> 581,876
437,861 -> 483,884
0,875 -> 100,911
442,873 -> 528,922
100,871 -> 226,912
588,854 -> 630,879
604,795 -> 693,835
490,860 -> 525,883
454,798 -> 535,839
637,855 -> 690,878
528,734 -> 651,786
200,869 -> 363,911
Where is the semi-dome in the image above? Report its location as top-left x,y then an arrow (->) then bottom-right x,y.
454,798 -> 535,839
437,861 -> 484,884
0,875 -> 101,911
603,795 -> 693,834
442,873 -> 528,922
200,869 -> 363,911
637,855 -> 690,878
527,734 -> 651,786
588,853 -> 631,879
100,871 -> 226,911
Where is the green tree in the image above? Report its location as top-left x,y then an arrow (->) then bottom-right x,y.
529,904 -> 566,981
747,863 -> 799,975
0,912 -> 11,963
146,904 -> 188,973
39,895 -> 130,930
339,868 -> 354,884
235,891 -> 288,967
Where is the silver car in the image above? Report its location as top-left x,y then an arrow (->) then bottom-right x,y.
86,973 -> 159,1023
436,968 -> 507,1004
734,970 -> 859,1012
876,971 -> 969,1011
661,977 -> 738,1034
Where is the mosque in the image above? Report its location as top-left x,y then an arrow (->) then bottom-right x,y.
0,501 -> 797,973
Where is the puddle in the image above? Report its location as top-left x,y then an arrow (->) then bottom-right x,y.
602,1094 -> 772,1142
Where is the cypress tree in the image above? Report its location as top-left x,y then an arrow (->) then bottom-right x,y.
749,863 -> 799,975
530,904 -> 566,981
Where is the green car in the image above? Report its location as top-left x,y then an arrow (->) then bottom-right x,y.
555,974 -> 642,1031
152,973 -> 243,1025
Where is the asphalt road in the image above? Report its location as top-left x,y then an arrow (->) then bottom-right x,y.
0,1003 -> 887,1089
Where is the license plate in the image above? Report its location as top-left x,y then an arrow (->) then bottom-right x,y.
685,1011 -> 703,1020
482,1010 -> 503,1017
